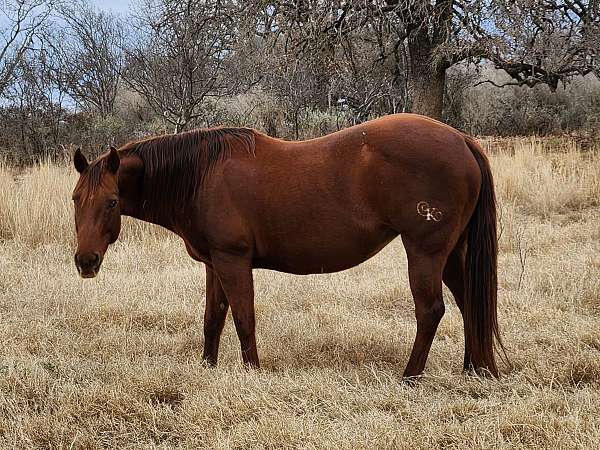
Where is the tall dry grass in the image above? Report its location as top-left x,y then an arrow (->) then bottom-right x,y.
0,160 -> 170,247
0,137 -> 599,448
491,138 -> 600,218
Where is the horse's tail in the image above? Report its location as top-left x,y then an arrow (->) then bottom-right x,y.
462,135 -> 506,377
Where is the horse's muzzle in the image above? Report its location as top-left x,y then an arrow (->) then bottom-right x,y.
75,252 -> 103,278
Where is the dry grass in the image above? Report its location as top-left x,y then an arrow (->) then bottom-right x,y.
0,137 -> 599,449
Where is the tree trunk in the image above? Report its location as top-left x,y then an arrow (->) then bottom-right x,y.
408,64 -> 446,120
406,34 -> 447,121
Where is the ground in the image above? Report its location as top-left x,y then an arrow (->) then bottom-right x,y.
0,137 -> 598,449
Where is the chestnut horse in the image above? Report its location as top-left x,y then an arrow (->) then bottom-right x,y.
72,114 -> 505,378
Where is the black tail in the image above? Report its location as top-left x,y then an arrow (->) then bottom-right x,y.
463,135 -> 506,376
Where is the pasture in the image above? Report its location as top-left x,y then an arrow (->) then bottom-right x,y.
0,137 -> 599,449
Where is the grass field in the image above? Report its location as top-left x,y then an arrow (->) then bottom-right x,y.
0,137 -> 599,449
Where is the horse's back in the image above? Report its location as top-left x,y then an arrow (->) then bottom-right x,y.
254,113 -> 481,232
257,114 -> 479,188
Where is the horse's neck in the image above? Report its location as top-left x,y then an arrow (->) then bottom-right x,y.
117,152 -> 177,232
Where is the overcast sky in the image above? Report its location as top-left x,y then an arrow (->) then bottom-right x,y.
91,0 -> 133,14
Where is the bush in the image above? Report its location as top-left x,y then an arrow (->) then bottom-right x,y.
447,65 -> 600,136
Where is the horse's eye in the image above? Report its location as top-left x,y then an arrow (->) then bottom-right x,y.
108,199 -> 118,209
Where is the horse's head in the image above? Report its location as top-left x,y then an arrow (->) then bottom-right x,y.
72,147 -> 121,278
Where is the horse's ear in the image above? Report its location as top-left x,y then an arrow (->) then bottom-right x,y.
106,146 -> 120,174
73,148 -> 88,173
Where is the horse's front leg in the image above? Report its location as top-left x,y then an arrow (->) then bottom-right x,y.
210,250 -> 259,368
202,265 -> 229,366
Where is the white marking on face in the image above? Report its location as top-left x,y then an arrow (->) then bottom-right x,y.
417,201 -> 443,222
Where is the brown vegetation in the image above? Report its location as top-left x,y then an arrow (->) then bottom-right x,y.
0,137 -> 598,447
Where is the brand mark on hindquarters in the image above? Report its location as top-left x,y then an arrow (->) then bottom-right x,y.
417,201 -> 442,222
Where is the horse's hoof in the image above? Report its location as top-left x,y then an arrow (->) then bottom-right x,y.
402,375 -> 422,387
202,358 -> 217,368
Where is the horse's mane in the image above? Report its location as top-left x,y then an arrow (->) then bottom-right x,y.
82,127 -> 256,218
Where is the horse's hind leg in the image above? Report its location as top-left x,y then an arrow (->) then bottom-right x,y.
402,242 -> 447,379
442,237 -> 473,371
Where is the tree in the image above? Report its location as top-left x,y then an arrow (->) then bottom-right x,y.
0,0 -> 53,96
253,1 -> 600,120
51,0 -> 125,117
383,0 -> 600,119
124,0 -> 243,133
3,41 -> 68,156
478,1 -> 600,88
245,0 -> 408,128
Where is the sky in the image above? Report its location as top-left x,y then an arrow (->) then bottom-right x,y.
90,0 -> 133,14
1,1 -> 134,31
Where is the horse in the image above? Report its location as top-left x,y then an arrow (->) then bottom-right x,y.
71,113 -> 505,378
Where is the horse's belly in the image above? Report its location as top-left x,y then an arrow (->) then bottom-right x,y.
252,227 -> 398,275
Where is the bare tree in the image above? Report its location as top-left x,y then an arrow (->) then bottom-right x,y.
478,1 -> 600,89
332,7 -> 408,121
384,0 -> 600,119
253,1 -> 599,120
51,0 -> 125,117
244,0 -> 407,128
0,0 -> 53,96
124,0 -> 243,133
3,39 -> 68,156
